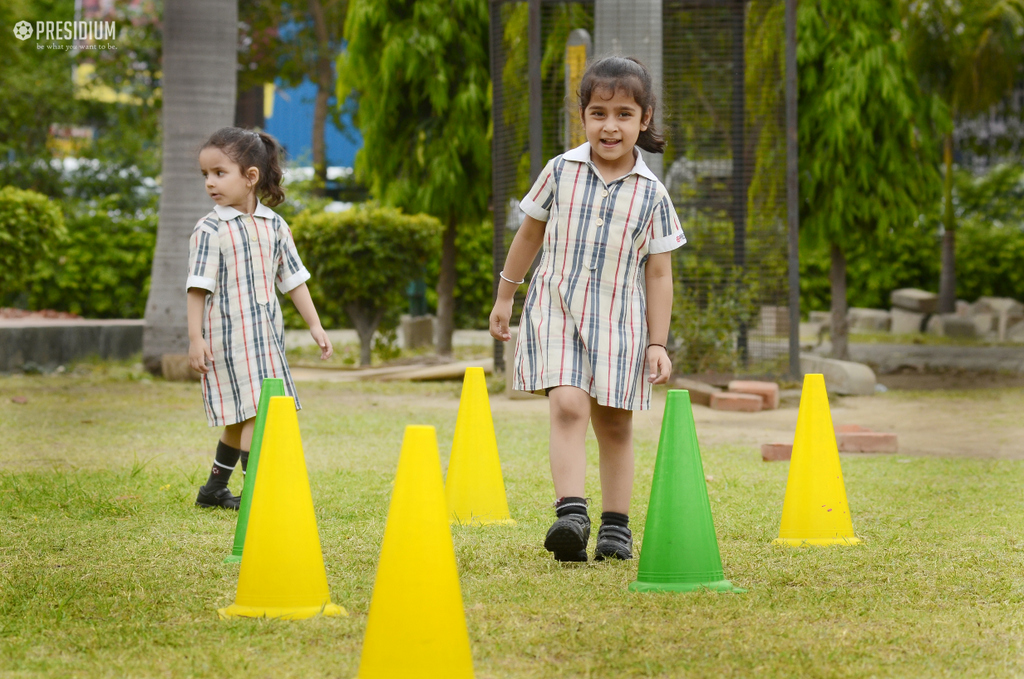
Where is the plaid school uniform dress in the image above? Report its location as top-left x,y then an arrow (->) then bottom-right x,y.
186,201 -> 310,427
513,143 -> 687,411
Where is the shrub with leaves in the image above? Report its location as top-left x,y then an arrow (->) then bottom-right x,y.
0,186 -> 67,300
291,205 -> 442,365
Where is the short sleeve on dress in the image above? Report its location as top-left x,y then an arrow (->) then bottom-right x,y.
519,158 -> 557,221
275,216 -> 312,294
647,194 -> 687,255
186,217 -> 220,292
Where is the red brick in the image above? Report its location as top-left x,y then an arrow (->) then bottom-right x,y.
835,424 -> 869,433
727,380 -> 780,409
761,443 -> 793,461
672,378 -> 720,407
709,392 -> 763,412
837,431 -> 898,453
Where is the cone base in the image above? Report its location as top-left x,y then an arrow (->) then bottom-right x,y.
449,516 -> 516,527
629,579 -> 746,593
218,602 -> 347,620
222,554 -> 242,564
773,536 -> 862,547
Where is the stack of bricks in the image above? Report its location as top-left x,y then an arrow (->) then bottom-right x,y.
761,424 -> 898,461
708,380 -> 780,412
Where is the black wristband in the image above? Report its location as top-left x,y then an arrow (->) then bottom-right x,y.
648,343 -> 666,350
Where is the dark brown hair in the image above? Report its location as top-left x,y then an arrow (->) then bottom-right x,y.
578,56 -> 665,154
201,127 -> 286,207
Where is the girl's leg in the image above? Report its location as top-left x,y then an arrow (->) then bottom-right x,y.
196,420 -> 250,509
544,386 -> 593,562
548,386 -> 591,498
590,402 -> 635,560
590,402 -> 634,514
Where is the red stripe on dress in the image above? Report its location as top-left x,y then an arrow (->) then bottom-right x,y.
227,222 -> 259,416
208,300 -> 226,424
531,170 -> 551,201
254,216 -> 278,378
606,179 -> 641,405
558,164 -> 583,384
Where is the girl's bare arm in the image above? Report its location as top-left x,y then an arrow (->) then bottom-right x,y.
187,288 -> 213,373
287,282 -> 333,360
644,252 -> 673,384
489,215 -> 547,341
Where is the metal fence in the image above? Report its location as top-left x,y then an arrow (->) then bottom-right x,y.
490,0 -> 798,378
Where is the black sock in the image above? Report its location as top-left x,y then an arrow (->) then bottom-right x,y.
601,511 -> 629,528
555,496 -> 589,518
205,441 -> 241,491
240,450 -> 249,474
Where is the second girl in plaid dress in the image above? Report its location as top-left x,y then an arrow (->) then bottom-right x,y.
491,56 -> 686,564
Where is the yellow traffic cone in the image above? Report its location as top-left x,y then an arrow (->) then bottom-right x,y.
774,374 -> 862,546
358,425 -> 474,679
445,367 -> 515,526
218,397 -> 346,619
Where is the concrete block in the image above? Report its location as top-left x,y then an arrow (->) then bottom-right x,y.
890,307 -> 927,335
672,377 -> 720,407
837,431 -> 898,453
890,288 -> 938,314
399,314 -> 435,350
799,354 -> 877,396
761,443 -> 792,462
727,380 -> 780,409
974,296 -> 1024,316
1008,319 -> 1024,343
971,312 -> 996,334
943,315 -> 979,339
757,305 -> 790,336
847,307 -> 891,332
161,354 -> 201,382
955,300 -> 971,316
709,392 -> 763,412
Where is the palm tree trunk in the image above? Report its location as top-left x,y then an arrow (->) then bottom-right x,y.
142,0 -> 237,374
308,0 -> 331,194
435,215 -> 458,357
938,132 -> 956,313
830,243 -> 849,361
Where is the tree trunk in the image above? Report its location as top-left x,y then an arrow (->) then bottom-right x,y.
142,0 -> 237,374
830,243 -> 849,361
938,132 -> 957,313
308,0 -> 332,194
345,304 -> 384,366
435,215 -> 458,357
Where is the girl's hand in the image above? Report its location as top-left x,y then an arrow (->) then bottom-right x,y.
310,326 -> 333,360
189,339 -> 213,374
489,299 -> 513,341
647,345 -> 671,384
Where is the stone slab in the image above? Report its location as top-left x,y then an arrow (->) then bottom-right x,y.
709,392 -> 763,412
890,307 -> 927,335
837,431 -> 898,453
974,296 -> 1024,316
847,308 -> 891,332
161,354 -> 201,382
761,443 -> 792,461
727,380 -> 779,409
890,288 -> 938,314
799,354 -> 877,395
672,377 -> 720,407
941,315 -> 979,339
0,321 -> 144,373
399,314 -> 435,350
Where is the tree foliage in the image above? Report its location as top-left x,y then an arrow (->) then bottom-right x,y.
291,205 -> 442,365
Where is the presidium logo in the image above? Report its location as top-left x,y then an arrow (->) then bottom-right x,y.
13,19 -> 117,46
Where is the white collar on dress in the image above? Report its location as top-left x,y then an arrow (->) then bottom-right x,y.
563,142 -> 659,182
213,199 -> 276,221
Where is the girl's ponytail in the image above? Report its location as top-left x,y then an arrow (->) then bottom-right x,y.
256,132 -> 286,207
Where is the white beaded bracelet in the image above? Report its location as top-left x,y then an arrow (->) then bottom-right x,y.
499,271 -> 525,285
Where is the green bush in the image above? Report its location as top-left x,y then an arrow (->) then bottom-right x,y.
0,186 -> 67,300
955,219 -> 1024,302
425,218 -> 495,330
24,197 -> 156,318
291,204 -> 442,365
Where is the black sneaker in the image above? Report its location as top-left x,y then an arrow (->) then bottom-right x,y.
594,524 -> 633,561
544,513 -> 590,562
195,486 -> 240,510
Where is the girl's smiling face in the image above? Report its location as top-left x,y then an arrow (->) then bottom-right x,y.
581,86 -> 651,179
199,146 -> 258,214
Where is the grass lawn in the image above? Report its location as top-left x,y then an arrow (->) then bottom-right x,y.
1,364 -> 1023,678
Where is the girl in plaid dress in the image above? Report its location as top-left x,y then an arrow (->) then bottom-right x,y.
187,128 -> 333,509
490,57 -> 686,562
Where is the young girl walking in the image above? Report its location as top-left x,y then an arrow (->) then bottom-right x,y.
490,56 -> 686,562
187,127 -> 333,509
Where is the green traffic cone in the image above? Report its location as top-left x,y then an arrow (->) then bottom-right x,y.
224,378 -> 286,564
629,390 -> 745,593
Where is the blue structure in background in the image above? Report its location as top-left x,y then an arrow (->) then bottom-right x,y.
265,78 -> 361,169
